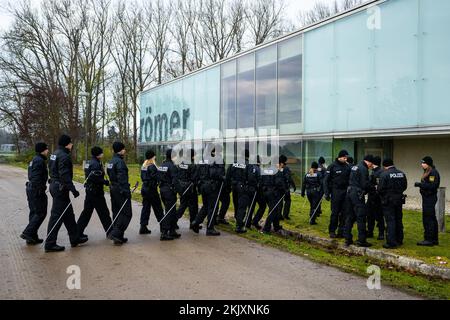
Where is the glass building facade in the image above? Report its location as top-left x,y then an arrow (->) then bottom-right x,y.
139,0 -> 450,193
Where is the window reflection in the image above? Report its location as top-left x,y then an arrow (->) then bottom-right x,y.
237,54 -> 255,131
256,45 -> 277,131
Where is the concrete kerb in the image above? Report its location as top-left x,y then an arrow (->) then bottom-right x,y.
278,229 -> 450,280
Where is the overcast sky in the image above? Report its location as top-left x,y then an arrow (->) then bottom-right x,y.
0,0 -> 330,32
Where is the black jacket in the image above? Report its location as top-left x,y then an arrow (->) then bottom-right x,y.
378,166 -> 408,198
141,163 -> 159,190
323,160 -> 351,196
418,167 -> 440,196
84,157 -> 109,195
48,147 -> 76,193
28,154 -> 48,190
348,161 -> 371,193
301,170 -> 323,196
107,153 -> 130,196
282,166 -> 296,191
157,160 -> 178,190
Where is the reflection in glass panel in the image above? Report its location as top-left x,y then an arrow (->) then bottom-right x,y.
237,54 -> 255,130
221,61 -> 236,132
278,36 -> 302,134
279,140 -> 303,189
256,45 -> 277,131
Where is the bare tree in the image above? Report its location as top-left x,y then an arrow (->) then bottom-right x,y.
298,0 -> 365,27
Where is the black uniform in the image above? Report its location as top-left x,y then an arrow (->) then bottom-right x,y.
107,153 -> 132,241
229,161 -> 259,230
157,159 -> 178,234
317,163 -> 327,215
22,154 -> 48,240
323,160 -> 351,236
378,167 -> 407,247
215,164 -> 231,223
281,166 -> 296,219
262,168 -> 285,233
140,162 -> 164,227
194,160 -> 223,230
367,166 -> 385,238
176,161 -> 198,223
344,161 -> 371,244
301,170 -> 323,224
46,147 -> 79,247
248,165 -> 267,228
77,157 -> 112,237
417,168 -> 441,244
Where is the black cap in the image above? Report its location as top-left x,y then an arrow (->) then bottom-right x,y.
113,141 -> 125,153
338,150 -> 349,158
279,155 -> 288,165
364,154 -> 375,163
318,157 -> 325,165
35,142 -> 48,153
372,156 -> 381,167
91,146 -> 103,157
383,158 -> 394,167
311,161 -> 319,169
58,134 -> 72,147
166,149 -> 173,160
422,156 -> 433,167
145,150 -> 156,160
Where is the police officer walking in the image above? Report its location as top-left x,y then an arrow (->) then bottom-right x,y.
279,155 -> 296,220
158,149 -> 180,240
77,147 -> 112,240
215,162 -> 231,226
415,156 -> 441,247
20,142 -> 49,245
378,159 -> 407,249
344,155 -> 374,247
323,150 -> 351,239
45,135 -> 86,252
190,150 -> 222,236
261,166 -> 285,234
247,156 -> 266,230
301,162 -> 323,225
176,149 -> 199,226
107,142 -> 132,245
366,156 -> 385,240
139,150 -> 164,235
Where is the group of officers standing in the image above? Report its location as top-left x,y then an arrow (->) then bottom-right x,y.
20,135 -> 441,252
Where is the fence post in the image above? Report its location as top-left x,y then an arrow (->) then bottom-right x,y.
436,187 -> 446,233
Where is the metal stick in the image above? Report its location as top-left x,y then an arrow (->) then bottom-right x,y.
208,182 -> 224,230
105,182 -> 139,236
244,190 -> 258,230
42,200 -> 73,247
159,183 -> 194,224
309,196 -> 324,224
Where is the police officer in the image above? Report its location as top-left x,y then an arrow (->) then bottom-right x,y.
215,162 -> 231,226
378,159 -> 407,249
45,135 -> 86,253
77,147 -> 112,240
415,156 -> 441,247
20,142 -> 49,245
139,150 -> 164,235
107,142 -> 132,245
301,162 -> 323,225
158,149 -> 180,240
323,150 -> 351,239
176,149 -> 199,226
344,155 -> 374,247
190,150 -> 221,236
366,156 -> 385,240
247,156 -> 267,230
261,165 -> 285,234
316,157 -> 327,216
279,155 -> 296,220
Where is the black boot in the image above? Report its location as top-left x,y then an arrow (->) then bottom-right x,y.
71,235 -> 89,248
160,231 -> 174,241
206,229 -> 221,236
235,227 -> 247,234
139,225 -> 152,235
20,233 -> 37,245
45,244 -> 65,253
356,241 -> 372,248
252,223 -> 262,231
190,223 -> 200,234
217,219 -> 230,225
169,231 -> 181,239
417,240 -> 434,247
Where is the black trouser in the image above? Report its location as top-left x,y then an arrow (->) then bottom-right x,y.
195,190 -> 219,230
160,185 -> 177,232
140,187 -> 164,227
382,195 -> 404,246
46,183 -> 78,246
422,193 -> 439,243
234,187 -> 251,229
23,186 -> 48,238
176,187 -> 198,223
367,194 -> 385,236
216,190 -> 230,221
317,190 -> 324,215
263,189 -> 282,232
329,188 -> 347,235
307,190 -> 321,223
77,191 -> 112,236
282,191 -> 291,218
249,190 -> 267,227
344,189 -> 367,243
110,186 -> 132,239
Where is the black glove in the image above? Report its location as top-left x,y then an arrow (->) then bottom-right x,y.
104,180 -> 110,186
72,189 -> 80,198
325,194 -> 331,201
414,182 -> 421,188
